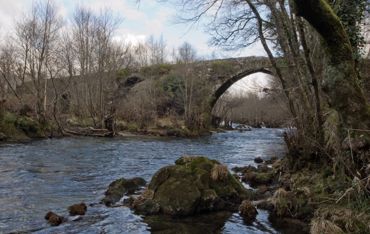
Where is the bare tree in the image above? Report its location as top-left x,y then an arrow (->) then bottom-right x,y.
175,42 -> 198,128
147,35 -> 168,65
14,0 -> 62,122
0,40 -> 22,102
72,7 -> 122,127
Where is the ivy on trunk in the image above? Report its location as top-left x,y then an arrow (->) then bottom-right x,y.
293,0 -> 370,132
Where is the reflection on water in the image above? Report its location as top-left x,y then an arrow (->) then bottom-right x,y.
0,129 -> 286,233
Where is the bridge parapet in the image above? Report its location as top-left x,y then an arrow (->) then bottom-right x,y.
194,56 -> 272,83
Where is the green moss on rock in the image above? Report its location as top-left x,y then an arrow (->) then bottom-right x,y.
242,170 -> 275,188
135,156 -> 252,217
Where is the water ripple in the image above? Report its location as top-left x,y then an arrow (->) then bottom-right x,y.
0,128 -> 286,233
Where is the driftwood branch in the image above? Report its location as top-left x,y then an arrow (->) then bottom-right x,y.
64,127 -> 113,137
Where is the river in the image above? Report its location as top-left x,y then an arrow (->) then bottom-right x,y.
0,128 -> 287,234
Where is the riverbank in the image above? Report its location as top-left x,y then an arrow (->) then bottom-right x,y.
0,108 -> 264,142
0,112 -> 202,144
67,115 -> 219,138
233,154 -> 370,233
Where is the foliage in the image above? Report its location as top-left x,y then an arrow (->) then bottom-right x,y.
157,73 -> 185,115
0,112 -> 23,139
331,0 -> 368,59
0,112 -> 45,140
15,117 -> 41,136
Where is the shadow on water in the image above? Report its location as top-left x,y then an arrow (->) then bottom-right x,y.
144,209 -> 281,234
145,212 -> 233,234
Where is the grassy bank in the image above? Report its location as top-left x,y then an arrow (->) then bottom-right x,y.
0,111 -> 50,142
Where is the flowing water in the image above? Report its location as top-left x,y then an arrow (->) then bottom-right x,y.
0,128 -> 287,234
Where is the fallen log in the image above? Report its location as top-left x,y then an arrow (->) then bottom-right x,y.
65,127 -> 113,137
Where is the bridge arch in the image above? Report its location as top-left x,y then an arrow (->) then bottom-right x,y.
210,67 -> 273,109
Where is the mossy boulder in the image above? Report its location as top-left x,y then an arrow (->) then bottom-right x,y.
102,177 -> 146,206
242,170 -> 275,188
133,156 -> 252,217
242,165 -> 276,188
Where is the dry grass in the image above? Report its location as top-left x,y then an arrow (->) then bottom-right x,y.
323,110 -> 341,154
210,164 -> 229,181
312,207 -> 370,233
310,218 -> 345,234
271,188 -> 292,217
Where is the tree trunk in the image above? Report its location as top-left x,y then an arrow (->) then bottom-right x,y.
245,0 -> 298,122
293,0 -> 370,131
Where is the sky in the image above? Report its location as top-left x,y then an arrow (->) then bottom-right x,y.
0,0 -> 266,58
0,0 -> 270,94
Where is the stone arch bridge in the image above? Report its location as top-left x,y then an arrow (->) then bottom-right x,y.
118,56 -> 273,110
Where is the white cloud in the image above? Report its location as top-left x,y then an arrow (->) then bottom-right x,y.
0,0 -> 265,59
113,33 -> 147,45
0,1 -> 31,36
73,0 -> 144,21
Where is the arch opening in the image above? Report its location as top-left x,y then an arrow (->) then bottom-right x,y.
211,71 -> 291,128
211,68 -> 273,108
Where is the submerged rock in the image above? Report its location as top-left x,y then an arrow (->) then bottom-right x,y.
102,177 -> 146,206
45,211 -> 64,226
254,157 -> 264,164
132,156 -> 252,217
239,200 -> 258,223
68,203 -> 87,216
